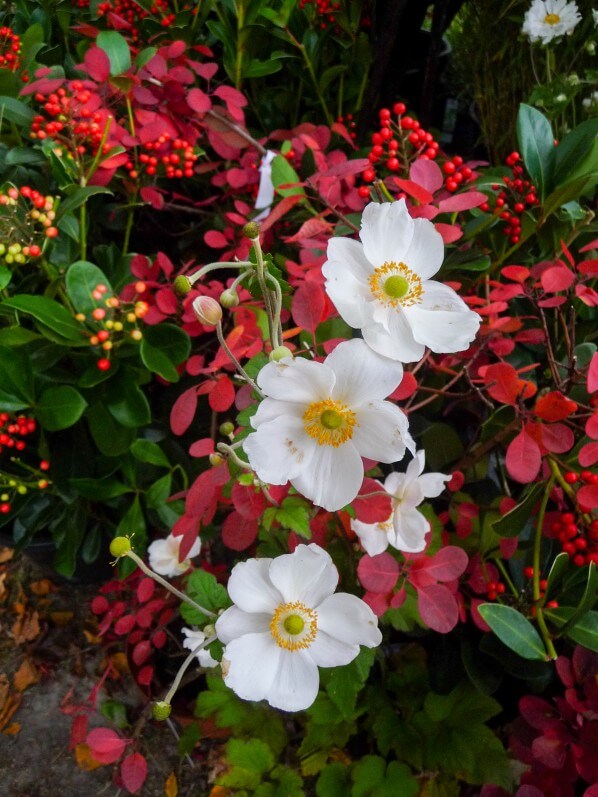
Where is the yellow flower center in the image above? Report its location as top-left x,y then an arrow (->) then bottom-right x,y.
545,13 -> 560,24
369,261 -> 423,307
303,399 -> 357,447
270,601 -> 318,650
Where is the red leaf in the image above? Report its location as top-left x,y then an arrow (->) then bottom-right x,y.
353,477 -> 392,523
501,265 -> 530,283
389,371 -> 417,400
189,437 -> 215,457
291,282 -> 325,333
579,442 -> 598,467
434,223 -> 462,243
70,715 -> 88,750
114,615 -> 136,635
121,752 -> 148,794
213,85 -> 247,107
534,391 -> 577,421
208,375 -> 235,412
437,191 -> 487,212
540,422 -> 574,454
188,87 -> 211,113
541,266 -> 575,293
222,510 -> 259,551
417,584 -> 459,633
155,288 -> 178,315
139,186 -> 164,209
167,40 -> 186,58
232,482 -> 266,519
357,553 -> 399,593
170,387 -> 197,435
362,590 -> 390,617
259,194 -> 303,232
285,217 -> 332,243
136,578 -> 155,604
418,547 -> 468,582
84,46 -> 110,81
577,485 -> 598,511
86,728 -> 127,764
204,230 -> 228,248
482,363 -> 536,405
136,666 -> 153,686
132,641 -> 151,666
409,158 -> 443,193
588,353 -> 598,393
392,178 -> 433,205
506,429 -> 542,483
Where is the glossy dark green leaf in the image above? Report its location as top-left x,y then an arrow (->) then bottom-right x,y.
477,604 -> 546,660
36,385 -> 87,431
130,439 -> 170,467
516,104 -> 555,200
2,295 -> 86,344
96,31 -> 131,76
140,324 -> 190,382
0,96 -> 35,126
57,186 -> 112,219
0,345 -> 34,403
491,482 -> 544,538
65,260 -> 113,317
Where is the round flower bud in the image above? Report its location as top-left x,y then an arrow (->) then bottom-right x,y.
109,536 -> 132,558
151,701 -> 171,721
219,421 -> 235,436
209,453 -> 224,467
242,221 -> 261,239
192,296 -> 222,326
220,288 -> 239,308
269,346 -> 293,362
202,624 -> 216,638
173,275 -> 192,296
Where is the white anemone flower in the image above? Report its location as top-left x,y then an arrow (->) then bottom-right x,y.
243,338 -> 414,512
181,627 -> 218,668
147,533 -> 201,577
216,543 -> 382,712
351,451 -> 449,556
522,0 -> 581,44
322,200 -> 481,363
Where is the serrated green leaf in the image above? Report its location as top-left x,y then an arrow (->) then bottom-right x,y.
181,569 -> 231,624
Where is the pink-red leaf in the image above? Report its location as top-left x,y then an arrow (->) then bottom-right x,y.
291,282 -> 326,333
541,266 -> 575,293
187,87 -> 211,113
136,578 -> 155,604
418,547 -> 468,582
86,728 -> 127,764
588,353 -> 598,393
417,584 -> 459,633
506,429 -> 542,483
208,375 -> 235,412
232,482 -> 266,520
353,478 -> 392,523
170,387 -> 197,435
357,553 -> 399,593
222,510 -> 259,551
392,178 -> 433,205
438,191 -> 487,212
189,437 -> 215,457
409,159 -> 444,193
121,752 -> 148,794
579,442 -> 598,467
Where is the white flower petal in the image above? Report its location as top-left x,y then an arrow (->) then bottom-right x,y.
326,339 -> 403,404
405,282 -> 480,354
397,478 -> 425,511
317,592 -> 382,648
265,649 -> 320,712
324,267 -> 372,329
222,632 -> 281,702
269,543 -> 338,607
418,472 -> 450,498
351,518 -> 391,557
216,606 -> 271,644
359,199 -> 413,266
309,630 -> 360,667
352,400 -> 413,462
403,218 -> 444,280
291,442 -> 363,511
391,508 -> 429,553
148,534 -> 198,577
362,313 -> 425,363
226,557 -> 282,614
251,397 -> 305,429
323,236 -> 374,281
257,357 -> 335,403
244,416 -> 315,485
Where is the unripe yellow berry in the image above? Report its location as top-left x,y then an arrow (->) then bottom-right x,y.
173,275 -> 192,296
270,346 -> 293,362
151,701 -> 171,721
209,453 -> 224,467
109,536 -> 132,558
219,421 -> 235,436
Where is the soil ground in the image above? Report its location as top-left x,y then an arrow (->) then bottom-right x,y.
0,551 -> 212,797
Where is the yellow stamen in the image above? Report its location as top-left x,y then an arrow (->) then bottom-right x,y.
303,399 -> 356,447
270,601 -> 318,650
545,13 -> 560,24
369,261 -> 423,307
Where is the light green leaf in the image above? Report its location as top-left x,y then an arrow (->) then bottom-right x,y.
96,31 -> 131,75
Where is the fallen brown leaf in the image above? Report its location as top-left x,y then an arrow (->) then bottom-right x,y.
75,743 -> 104,771
50,611 -> 74,626
2,721 -> 20,736
0,674 -> 9,712
0,548 -> 13,564
0,572 -> 8,603
165,772 -> 178,797
11,610 -> 40,644
13,658 -> 39,692
0,692 -> 21,731
29,579 -> 54,596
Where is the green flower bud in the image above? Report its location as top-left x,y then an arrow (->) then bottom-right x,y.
269,346 -> 293,362
192,296 -> 222,326
242,221 -> 261,239
109,536 -> 132,558
173,275 -> 192,296
202,624 -> 216,638
220,288 -> 239,308
219,421 -> 235,436
151,701 -> 171,721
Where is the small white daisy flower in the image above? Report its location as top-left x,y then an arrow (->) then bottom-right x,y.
351,451 -> 449,556
243,338 -> 414,512
522,0 -> 581,44
181,627 -> 218,668
148,533 -> 201,577
322,200 -> 481,363
216,543 -> 382,712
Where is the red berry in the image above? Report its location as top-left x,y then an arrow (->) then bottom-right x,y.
564,472 -> 578,484
524,567 -> 534,579
393,102 -> 406,115
97,358 -> 111,371
362,168 -> 375,183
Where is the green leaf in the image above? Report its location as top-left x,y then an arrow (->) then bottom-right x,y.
69,477 -> 132,500
1,295 -> 86,344
0,346 -> 34,403
316,763 -> 351,797
546,608 -> 598,652
130,439 -> 170,467
105,376 -> 151,428
477,604 -> 547,660
116,495 -> 146,543
0,266 -> 10,290
271,155 -> 305,198
555,562 -> 598,635
322,647 -> 375,721
57,186 -> 112,219
100,699 -> 129,729
36,386 -> 87,431
491,482 -> 544,538
275,496 -> 311,537
96,31 -> 131,75
554,118 -> 598,186
0,327 -> 40,346
65,260 -> 113,317
245,57 -> 283,78
0,96 -> 34,126
542,173 -> 598,218
181,569 -> 231,625
145,473 -> 172,509
545,552 -> 570,599
516,104 -> 555,200
87,401 -> 136,456
135,47 -> 157,68
420,422 -> 464,469
220,739 -> 275,790
140,324 -> 190,382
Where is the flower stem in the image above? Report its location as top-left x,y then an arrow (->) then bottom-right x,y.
164,635 -> 217,704
532,473 -> 558,660
215,321 -> 263,396
251,236 -> 277,346
125,550 -> 216,618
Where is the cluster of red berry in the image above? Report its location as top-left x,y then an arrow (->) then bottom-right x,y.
479,152 -> 539,245
0,414 -> 50,514
550,470 -> 598,567
335,113 -> 357,141
358,104 -> 450,198
522,568 -> 559,609
74,282 -> 149,371
299,0 -> 341,29
0,26 -> 21,72
72,0 -> 175,40
137,135 -> 198,180
0,186 -> 58,265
